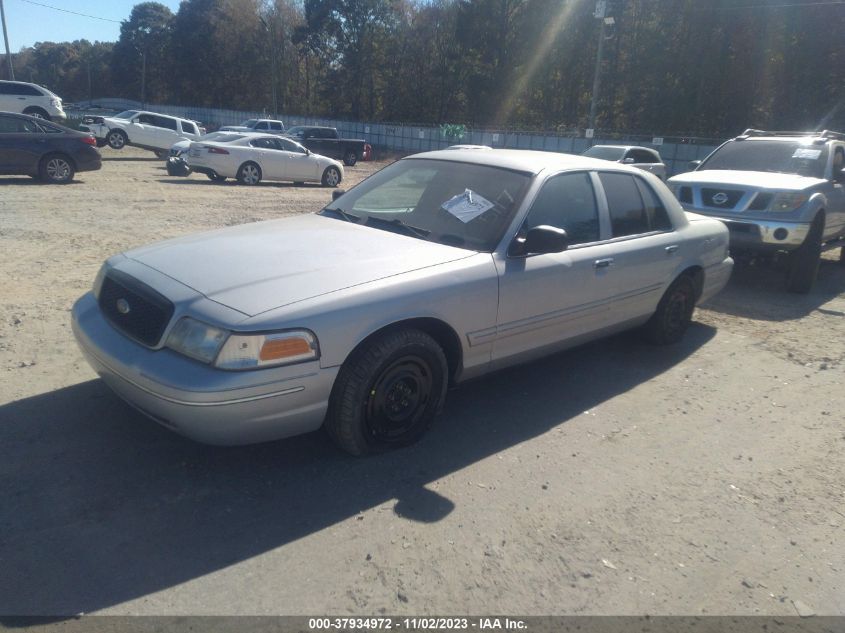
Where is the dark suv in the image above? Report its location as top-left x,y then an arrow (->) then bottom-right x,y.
668,129 -> 845,293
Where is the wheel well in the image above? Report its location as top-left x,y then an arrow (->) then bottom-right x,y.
679,265 -> 704,300
23,106 -> 48,116
349,318 -> 463,385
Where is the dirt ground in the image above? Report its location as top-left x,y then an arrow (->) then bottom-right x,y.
1,146 -> 844,617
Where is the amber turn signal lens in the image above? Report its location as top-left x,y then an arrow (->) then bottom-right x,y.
259,337 -> 312,361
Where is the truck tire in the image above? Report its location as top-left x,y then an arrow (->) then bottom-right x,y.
23,106 -> 50,121
786,215 -> 823,294
343,150 -> 358,166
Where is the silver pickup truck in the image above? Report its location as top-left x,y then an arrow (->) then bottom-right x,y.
668,129 -> 845,293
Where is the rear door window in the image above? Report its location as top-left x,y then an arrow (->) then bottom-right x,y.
154,116 -> 178,131
599,172 -> 650,237
0,115 -> 41,133
270,122 -> 283,131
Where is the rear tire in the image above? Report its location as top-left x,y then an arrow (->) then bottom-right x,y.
107,129 -> 128,150
236,162 -> 261,185
154,150 -> 167,159
644,274 -> 697,345
321,166 -> 341,187
206,171 -> 226,182
38,153 -> 75,183
343,150 -> 358,166
325,329 -> 448,456
23,107 -> 50,121
786,216 -> 823,294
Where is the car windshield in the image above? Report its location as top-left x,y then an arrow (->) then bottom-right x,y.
114,110 -> 138,119
582,146 -> 625,161
240,119 -> 258,127
285,126 -> 306,136
319,158 -> 532,252
700,139 -> 830,178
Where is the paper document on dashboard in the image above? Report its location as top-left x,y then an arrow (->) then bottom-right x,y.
441,189 -> 494,223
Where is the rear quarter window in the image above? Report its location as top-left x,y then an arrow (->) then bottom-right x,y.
599,172 -> 650,237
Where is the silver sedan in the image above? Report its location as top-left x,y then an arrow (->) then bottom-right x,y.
72,149 -> 732,455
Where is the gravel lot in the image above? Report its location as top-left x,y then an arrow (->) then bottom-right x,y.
1,147 -> 844,617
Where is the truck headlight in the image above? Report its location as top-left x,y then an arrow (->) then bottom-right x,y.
770,192 -> 808,212
166,317 -> 228,363
215,330 -> 319,370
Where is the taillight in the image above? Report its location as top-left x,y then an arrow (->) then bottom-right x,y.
208,147 -> 229,154
80,135 -> 97,146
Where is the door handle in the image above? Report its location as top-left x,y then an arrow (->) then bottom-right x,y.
665,245 -> 679,254
594,258 -> 615,269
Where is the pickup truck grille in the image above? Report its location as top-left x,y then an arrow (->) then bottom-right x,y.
701,188 -> 744,209
98,274 -> 174,347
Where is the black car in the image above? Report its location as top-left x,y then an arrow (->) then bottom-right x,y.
0,111 -> 102,183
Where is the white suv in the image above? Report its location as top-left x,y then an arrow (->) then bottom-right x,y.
0,80 -> 67,121
79,110 -> 205,156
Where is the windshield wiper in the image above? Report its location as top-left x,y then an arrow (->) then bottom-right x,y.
366,216 -> 430,240
321,207 -> 360,223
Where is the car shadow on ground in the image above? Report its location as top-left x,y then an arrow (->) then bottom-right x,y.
100,156 -> 161,162
0,178 -> 85,186
0,325 -> 715,617
701,257 -> 845,322
156,178 -> 330,189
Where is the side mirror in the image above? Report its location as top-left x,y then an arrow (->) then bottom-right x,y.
622,157 -> 636,164
688,159 -> 702,170
332,189 -> 346,201
509,225 -> 568,257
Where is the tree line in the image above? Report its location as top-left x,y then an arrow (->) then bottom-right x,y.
4,0 -> 845,137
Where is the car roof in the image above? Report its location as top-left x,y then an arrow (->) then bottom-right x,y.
589,144 -> 656,152
408,148 -> 646,175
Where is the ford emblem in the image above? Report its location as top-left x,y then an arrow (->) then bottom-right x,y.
116,298 -> 131,315
712,192 -> 729,206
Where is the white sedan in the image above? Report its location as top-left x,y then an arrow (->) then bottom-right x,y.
186,134 -> 343,186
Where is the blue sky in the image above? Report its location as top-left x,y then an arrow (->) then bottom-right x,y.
3,0 -> 183,51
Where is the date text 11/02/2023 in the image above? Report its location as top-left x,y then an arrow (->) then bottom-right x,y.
308,617 -> 528,630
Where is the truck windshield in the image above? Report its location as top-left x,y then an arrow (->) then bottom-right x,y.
240,119 -> 258,127
700,140 -> 829,178
320,158 -> 532,252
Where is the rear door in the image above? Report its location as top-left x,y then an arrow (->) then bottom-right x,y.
249,136 -> 287,179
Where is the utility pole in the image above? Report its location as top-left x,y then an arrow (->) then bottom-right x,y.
588,0 -> 614,134
260,16 -> 278,117
0,0 -> 14,81
140,49 -> 146,105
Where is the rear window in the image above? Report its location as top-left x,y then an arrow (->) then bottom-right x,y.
583,146 -> 625,161
0,82 -> 43,96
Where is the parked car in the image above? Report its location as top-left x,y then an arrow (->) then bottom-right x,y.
0,111 -> 101,183
284,126 -> 369,166
582,145 -> 667,180
668,129 -> 845,293
167,131 -> 253,177
72,149 -> 732,454
186,134 -> 343,186
219,119 -> 285,134
79,110 -> 205,157
0,80 -> 67,122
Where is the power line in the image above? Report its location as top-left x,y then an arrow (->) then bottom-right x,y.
699,1 -> 845,10
17,0 -> 122,23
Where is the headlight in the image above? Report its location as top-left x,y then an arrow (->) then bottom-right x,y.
215,330 -> 319,370
166,317 -> 228,363
770,192 -> 808,212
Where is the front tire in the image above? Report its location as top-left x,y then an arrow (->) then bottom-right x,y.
236,162 -> 261,185
786,216 -> 823,294
321,166 -> 341,187
325,329 -> 448,456
107,129 -> 128,150
39,154 -> 75,183
644,274 -> 697,345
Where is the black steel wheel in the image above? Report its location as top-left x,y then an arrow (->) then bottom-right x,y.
326,328 -> 448,456
644,274 -> 697,345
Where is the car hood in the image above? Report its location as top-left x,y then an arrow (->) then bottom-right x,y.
669,170 -> 825,191
124,214 -> 475,317
220,126 -> 251,132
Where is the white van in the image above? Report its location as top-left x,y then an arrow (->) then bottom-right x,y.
0,81 -> 67,121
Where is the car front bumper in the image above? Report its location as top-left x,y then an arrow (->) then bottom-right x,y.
71,292 -> 338,445
681,208 -> 810,252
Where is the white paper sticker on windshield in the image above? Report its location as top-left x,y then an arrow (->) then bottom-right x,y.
441,189 -> 494,223
793,148 -> 822,160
